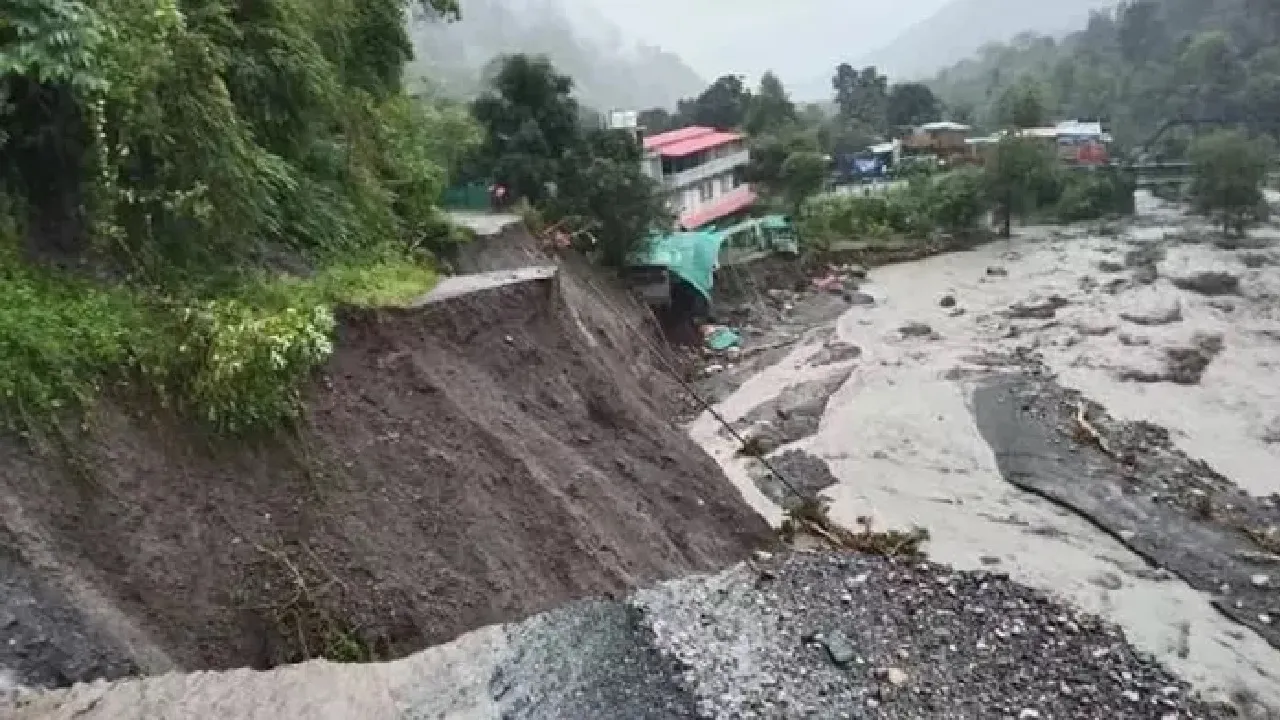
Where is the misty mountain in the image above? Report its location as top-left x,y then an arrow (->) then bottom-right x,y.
406,0 -> 706,111
856,0 -> 1120,80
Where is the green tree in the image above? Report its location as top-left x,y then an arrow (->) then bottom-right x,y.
471,54 -> 582,203
743,130 -> 821,195
551,151 -> 672,268
745,71 -> 797,135
679,74 -> 752,129
928,168 -> 987,233
887,83 -> 942,129
832,63 -> 888,132
983,136 -> 1056,237
1189,130 -> 1269,236
638,107 -> 676,133
779,151 -> 828,216
995,80 -> 1050,129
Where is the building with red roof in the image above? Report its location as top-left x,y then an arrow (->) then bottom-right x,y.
640,125 -> 754,230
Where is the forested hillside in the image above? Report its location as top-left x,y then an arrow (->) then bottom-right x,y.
858,0 -> 1118,80
405,0 -> 705,111
929,0 -> 1280,152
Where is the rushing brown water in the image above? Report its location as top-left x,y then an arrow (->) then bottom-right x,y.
690,192 -> 1280,711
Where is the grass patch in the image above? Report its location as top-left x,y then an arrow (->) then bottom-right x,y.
0,243 -> 438,433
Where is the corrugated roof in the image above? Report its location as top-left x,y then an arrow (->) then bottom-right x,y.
657,131 -> 743,158
920,121 -> 972,132
679,186 -> 757,230
643,126 -> 717,151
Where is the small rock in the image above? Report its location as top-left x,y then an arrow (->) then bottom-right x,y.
753,550 -> 773,563
899,322 -> 934,338
886,668 -> 908,686
820,630 -> 857,666
1121,303 -> 1182,327
1007,295 -> 1070,320
1019,710 -> 1042,719
1099,260 -> 1125,273
987,266 -> 1008,277
845,292 -> 876,306
1133,264 -> 1159,284
1251,574 -> 1271,588
940,294 -> 957,308
846,264 -> 869,279
1172,271 -> 1241,296
1118,332 -> 1150,347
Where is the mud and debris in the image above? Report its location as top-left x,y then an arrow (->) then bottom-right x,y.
4,551 -> 1230,720
974,369 -> 1280,651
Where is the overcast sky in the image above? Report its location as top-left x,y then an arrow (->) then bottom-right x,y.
560,0 -> 955,84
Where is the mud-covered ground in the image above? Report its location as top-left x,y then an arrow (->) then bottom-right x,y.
4,551 -> 1226,719
688,193 -> 1280,714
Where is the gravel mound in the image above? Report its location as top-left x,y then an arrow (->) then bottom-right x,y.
639,551 -> 1222,720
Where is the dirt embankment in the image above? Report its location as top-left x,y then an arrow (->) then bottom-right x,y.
0,226 -> 770,686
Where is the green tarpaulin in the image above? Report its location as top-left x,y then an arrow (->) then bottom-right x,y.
627,231 -> 725,302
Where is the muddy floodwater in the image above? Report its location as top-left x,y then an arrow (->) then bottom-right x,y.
691,193 -> 1280,713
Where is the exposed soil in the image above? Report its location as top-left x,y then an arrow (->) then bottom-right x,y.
0,227 -> 770,686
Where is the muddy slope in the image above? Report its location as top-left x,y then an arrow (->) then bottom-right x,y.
0,257 -> 769,683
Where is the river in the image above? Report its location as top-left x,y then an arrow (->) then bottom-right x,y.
690,192 -> 1280,712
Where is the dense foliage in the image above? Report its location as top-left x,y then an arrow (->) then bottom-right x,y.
1189,130 -> 1270,235
0,0 -> 475,431
929,0 -> 1280,152
468,54 -> 672,269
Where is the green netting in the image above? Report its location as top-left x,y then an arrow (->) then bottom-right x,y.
440,183 -> 491,211
627,231 -> 725,302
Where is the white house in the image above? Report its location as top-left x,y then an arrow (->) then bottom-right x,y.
640,126 -> 756,230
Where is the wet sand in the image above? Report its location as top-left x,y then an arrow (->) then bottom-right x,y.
690,194 -> 1280,713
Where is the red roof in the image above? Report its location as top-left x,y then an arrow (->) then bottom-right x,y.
643,126 -> 742,158
679,186 -> 758,230
643,126 -> 716,151
660,131 -> 742,158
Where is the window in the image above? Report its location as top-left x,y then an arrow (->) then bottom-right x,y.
720,174 -> 733,193
699,181 -> 714,202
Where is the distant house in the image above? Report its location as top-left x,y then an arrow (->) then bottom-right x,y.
640,126 -> 756,231
965,120 -> 1111,166
900,121 -> 972,160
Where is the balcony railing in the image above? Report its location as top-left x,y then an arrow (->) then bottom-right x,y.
665,150 -> 750,190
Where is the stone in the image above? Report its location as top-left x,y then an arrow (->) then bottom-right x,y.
1020,710 -> 1042,719
845,292 -> 876,306
1099,260 -> 1125,273
1251,574 -> 1271,588
1007,295 -> 1069,320
1118,332 -> 1150,347
1121,303 -> 1182,327
986,266 -> 1008,277
940,294 -> 957,308
886,668 -> 908,686
899,322 -> 934,338
1163,334 -> 1225,385
820,630 -> 857,666
1172,271 -> 1240,296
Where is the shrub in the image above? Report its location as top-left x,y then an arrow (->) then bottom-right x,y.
927,168 -> 987,233
1189,130 -> 1270,236
1054,169 -> 1136,222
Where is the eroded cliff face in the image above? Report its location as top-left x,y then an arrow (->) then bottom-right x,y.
0,226 -> 769,687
